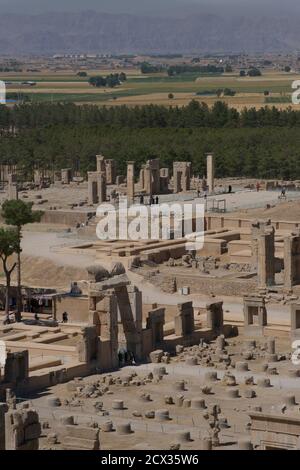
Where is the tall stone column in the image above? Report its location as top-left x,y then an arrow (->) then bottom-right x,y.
206,153 -> 214,194
97,173 -> 107,204
257,227 -> 275,289
88,172 -> 98,204
144,164 -> 152,195
7,174 -> 18,200
105,159 -> 117,185
61,168 -> 72,184
173,164 -> 181,193
284,236 -> 294,292
127,161 -> 135,202
100,291 -> 119,369
182,166 -> 190,192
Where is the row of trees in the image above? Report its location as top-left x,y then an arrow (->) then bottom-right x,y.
167,64 -> 224,76
140,62 -> 164,74
88,73 -> 127,88
240,68 -> 262,77
2,101 -> 300,131
1,124 -> 300,179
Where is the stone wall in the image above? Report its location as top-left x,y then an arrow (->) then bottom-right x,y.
40,210 -> 95,226
5,406 -> 41,450
149,272 -> 256,297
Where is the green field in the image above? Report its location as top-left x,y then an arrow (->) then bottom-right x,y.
2,68 -> 299,108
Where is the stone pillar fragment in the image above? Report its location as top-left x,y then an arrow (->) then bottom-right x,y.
173,162 -> 191,193
7,174 -> 18,200
206,153 -> 214,194
127,161 -> 135,202
174,302 -> 194,336
5,407 -> 41,450
96,155 -> 106,173
105,159 -> 117,185
61,168 -> 72,184
146,307 -> 165,348
0,404 -> 6,450
77,326 -> 99,363
88,171 -> 106,205
257,226 -> 275,289
206,302 -> 224,330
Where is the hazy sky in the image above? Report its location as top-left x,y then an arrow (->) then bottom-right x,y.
0,0 -> 297,16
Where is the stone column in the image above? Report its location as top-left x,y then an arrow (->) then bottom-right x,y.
105,159 -> 117,185
96,155 -> 106,173
173,163 -> 181,193
174,302 -> 194,336
61,168 -> 72,184
139,168 -> 145,191
97,173 -> 107,204
127,161 -> 135,202
251,220 -> 271,269
146,307 -> 165,348
144,164 -> 152,195
128,286 -> 143,334
257,227 -> 275,289
52,297 -> 57,321
181,165 -> 190,192
284,236 -> 294,292
77,326 -> 99,363
88,172 -> 98,204
206,302 -> 224,330
206,153 -> 214,194
173,171 -> 181,193
0,404 -> 5,450
34,169 -> 41,185
7,174 -> 18,200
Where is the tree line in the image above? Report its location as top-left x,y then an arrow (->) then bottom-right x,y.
88,73 -> 127,88
167,64 -> 224,76
0,100 -> 300,179
2,101 -> 300,132
1,124 -> 300,180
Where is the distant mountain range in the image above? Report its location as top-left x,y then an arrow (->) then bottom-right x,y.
1,10 -> 300,56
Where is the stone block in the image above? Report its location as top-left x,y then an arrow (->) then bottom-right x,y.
63,436 -> 100,450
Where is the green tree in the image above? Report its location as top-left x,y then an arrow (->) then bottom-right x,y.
248,68 -> 262,77
119,72 -> 127,82
88,76 -> 107,87
1,200 -> 43,319
140,62 -> 163,74
0,228 -> 19,318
